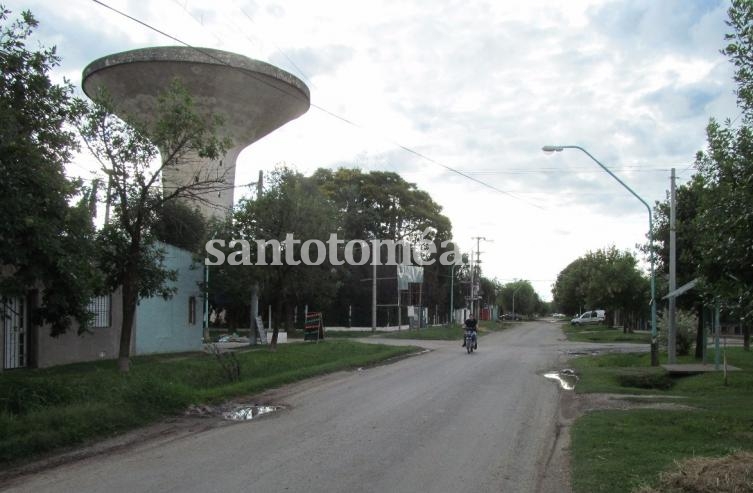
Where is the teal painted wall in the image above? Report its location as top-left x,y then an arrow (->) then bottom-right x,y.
135,243 -> 203,355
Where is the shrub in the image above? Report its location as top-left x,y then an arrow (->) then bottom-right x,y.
658,309 -> 697,356
615,368 -> 674,390
0,378 -> 78,415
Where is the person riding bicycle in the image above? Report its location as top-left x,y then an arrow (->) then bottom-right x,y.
462,314 -> 478,349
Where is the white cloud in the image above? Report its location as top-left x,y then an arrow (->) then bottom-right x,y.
5,0 -> 738,301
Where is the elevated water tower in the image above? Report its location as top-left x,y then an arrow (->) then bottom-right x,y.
82,46 -> 310,218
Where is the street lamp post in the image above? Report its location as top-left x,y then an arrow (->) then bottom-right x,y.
542,145 -> 658,366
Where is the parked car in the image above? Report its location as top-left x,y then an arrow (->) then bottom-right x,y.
500,313 -> 523,321
570,310 -> 606,326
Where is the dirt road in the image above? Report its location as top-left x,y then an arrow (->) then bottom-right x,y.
3,321 -> 627,493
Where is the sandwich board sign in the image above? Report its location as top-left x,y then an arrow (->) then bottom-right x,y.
304,312 -> 324,342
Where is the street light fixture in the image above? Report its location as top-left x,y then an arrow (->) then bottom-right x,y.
541,144 -> 658,366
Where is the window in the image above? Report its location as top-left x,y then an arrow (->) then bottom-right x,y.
88,295 -> 111,328
188,296 -> 196,325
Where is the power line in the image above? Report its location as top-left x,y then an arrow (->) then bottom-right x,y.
462,168 -> 674,175
90,0 -> 547,211
223,7 -> 543,208
168,0 -> 223,45
237,6 -> 314,89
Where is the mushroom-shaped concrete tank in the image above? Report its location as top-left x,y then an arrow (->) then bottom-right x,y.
82,46 -> 311,219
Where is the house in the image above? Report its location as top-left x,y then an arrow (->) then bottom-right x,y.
1,242 -> 204,370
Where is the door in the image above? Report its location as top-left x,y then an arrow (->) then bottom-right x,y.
3,296 -> 27,369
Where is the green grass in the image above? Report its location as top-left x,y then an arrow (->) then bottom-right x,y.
568,347 -> 753,492
323,330 -> 389,338
572,409 -> 752,493
381,320 -> 508,340
0,340 -> 416,467
563,324 -> 651,344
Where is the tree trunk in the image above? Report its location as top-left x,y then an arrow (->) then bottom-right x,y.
249,283 -> 258,346
270,300 -> 282,351
118,241 -> 141,373
118,274 -> 138,372
695,302 -> 704,360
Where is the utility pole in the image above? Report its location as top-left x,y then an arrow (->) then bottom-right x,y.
512,284 -> 522,319
470,245 -> 475,317
668,168 -> 677,363
250,170 -> 263,345
372,258 -> 377,331
471,236 -> 492,319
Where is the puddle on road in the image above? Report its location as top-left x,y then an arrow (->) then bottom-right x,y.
222,405 -> 283,421
544,369 -> 578,390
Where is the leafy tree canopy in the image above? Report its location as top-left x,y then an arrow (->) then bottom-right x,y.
152,201 -> 207,252
77,79 -> 229,371
552,247 -> 648,323
497,280 -> 540,317
646,176 -> 706,311
0,8 -> 100,335
312,168 -> 452,243
692,0 -> 753,319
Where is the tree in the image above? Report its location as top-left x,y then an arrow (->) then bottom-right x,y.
551,258 -> 589,316
311,168 -> 454,326
0,8 -> 100,335
691,0 -> 753,350
552,247 -> 648,330
202,223 -> 246,331
537,299 -> 553,317
312,168 -> 452,242
230,167 -> 339,348
498,280 -> 539,318
152,201 -> 207,252
647,176 -> 707,358
477,276 -> 499,313
694,121 -> 753,349
77,81 -> 230,371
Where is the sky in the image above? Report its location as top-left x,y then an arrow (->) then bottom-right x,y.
6,0 -> 740,301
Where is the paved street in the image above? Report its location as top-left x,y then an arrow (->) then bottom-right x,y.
2,321 -> 633,493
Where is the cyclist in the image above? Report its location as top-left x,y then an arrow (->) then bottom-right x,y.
462,314 -> 478,349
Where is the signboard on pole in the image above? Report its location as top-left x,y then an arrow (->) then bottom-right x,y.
397,265 -> 424,290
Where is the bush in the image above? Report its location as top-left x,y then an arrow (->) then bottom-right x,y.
615,368 -> 674,390
658,309 -> 697,356
0,377 -> 79,415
